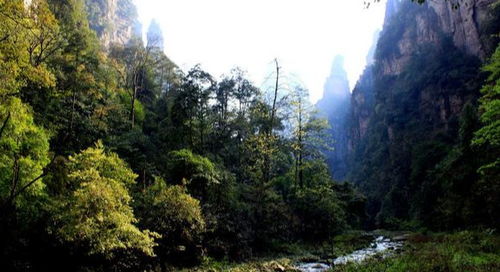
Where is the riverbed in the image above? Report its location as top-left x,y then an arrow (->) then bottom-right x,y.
296,236 -> 404,272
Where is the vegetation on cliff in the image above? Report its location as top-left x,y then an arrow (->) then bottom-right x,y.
0,0 -> 499,271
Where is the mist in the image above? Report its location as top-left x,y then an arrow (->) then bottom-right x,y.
134,0 -> 387,102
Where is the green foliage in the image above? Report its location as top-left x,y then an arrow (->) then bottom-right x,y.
0,0 -> 57,95
0,0 -> 373,269
243,134 -> 278,185
118,89 -> 146,124
473,44 -> 500,152
292,184 -> 346,239
349,6 -> 485,229
54,141 -> 158,257
138,177 -> 205,264
472,43 -> 500,227
170,66 -> 216,152
20,0 -> 129,155
331,231 -> 500,272
166,149 -> 219,199
0,97 -> 50,209
202,170 -> 254,260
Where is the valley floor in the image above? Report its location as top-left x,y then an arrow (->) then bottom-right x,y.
183,230 -> 500,272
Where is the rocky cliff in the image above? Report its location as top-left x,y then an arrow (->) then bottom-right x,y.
348,67 -> 374,153
348,30 -> 379,153
379,0 -> 499,76
345,0 -> 500,227
85,0 -> 141,48
428,0 -> 498,59
350,0 -> 499,148
316,56 -> 351,180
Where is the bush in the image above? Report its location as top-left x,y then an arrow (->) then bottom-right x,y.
138,177 -> 205,266
54,141 -> 158,258
166,149 -> 219,200
291,185 -> 346,240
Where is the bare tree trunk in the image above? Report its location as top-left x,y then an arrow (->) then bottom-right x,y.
299,148 -> 304,188
298,94 -> 304,188
130,68 -> 139,129
269,59 -> 280,133
143,169 -> 146,191
263,59 -> 280,185
295,155 -> 299,186
130,86 -> 137,128
8,155 -> 20,203
0,112 -> 11,139
70,90 -> 76,131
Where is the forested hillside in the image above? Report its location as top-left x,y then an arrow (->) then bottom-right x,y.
1,0 -> 499,271
0,1 -> 363,271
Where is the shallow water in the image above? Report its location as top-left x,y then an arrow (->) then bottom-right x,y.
296,236 -> 403,272
295,262 -> 331,272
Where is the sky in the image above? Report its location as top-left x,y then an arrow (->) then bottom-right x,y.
134,0 -> 388,103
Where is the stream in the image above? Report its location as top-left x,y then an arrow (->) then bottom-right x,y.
296,236 -> 404,272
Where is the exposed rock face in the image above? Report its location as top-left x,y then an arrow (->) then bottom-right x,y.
383,0 -> 401,27
351,0 -> 499,142
25,0 -> 140,47
348,0 -> 490,155
85,0 -> 141,48
316,56 -> 351,180
344,0 -> 499,226
347,28 -> 379,154
366,30 -> 381,66
366,0 -> 499,140
348,66 -> 374,153
428,0 -> 497,59
378,0 -> 498,76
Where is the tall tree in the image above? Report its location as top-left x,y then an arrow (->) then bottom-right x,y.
0,97 -> 50,211
472,43 -> 500,226
54,141 -> 158,258
110,37 -> 154,129
171,66 -> 215,152
290,86 -> 331,187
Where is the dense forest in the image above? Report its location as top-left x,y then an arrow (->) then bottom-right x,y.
0,0 -> 499,271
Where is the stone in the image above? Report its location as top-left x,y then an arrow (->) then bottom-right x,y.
393,234 -> 410,242
86,0 -> 142,49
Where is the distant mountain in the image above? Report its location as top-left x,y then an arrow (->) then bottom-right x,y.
147,19 -> 165,50
316,56 -> 351,180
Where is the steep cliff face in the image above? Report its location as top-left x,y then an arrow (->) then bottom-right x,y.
348,67 -> 374,153
85,0 -> 141,48
428,0 -> 497,59
346,0 -> 500,228
348,30 -> 379,153
350,0 -> 499,149
378,0 -> 499,76
24,0 -> 140,47
316,56 -> 351,180
383,0 -> 401,27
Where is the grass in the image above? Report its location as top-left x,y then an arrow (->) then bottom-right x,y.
330,230 -> 500,272
180,230 -> 372,271
181,230 -> 500,272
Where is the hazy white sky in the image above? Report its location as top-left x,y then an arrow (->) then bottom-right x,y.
134,0 -> 387,103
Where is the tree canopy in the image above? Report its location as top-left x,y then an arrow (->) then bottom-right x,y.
55,141 -> 158,257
